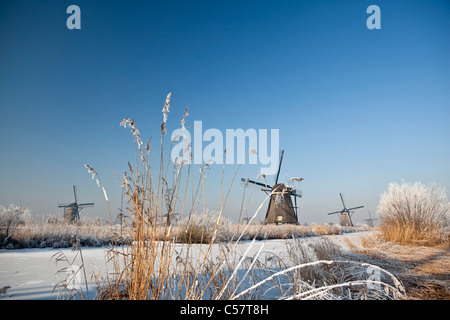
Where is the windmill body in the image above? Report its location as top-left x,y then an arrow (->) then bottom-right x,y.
265,183 -> 299,224
58,185 -> 94,223
64,205 -> 80,223
339,211 -> 353,227
241,150 -> 303,225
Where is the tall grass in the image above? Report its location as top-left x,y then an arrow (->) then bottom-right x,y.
0,212 -> 367,250
0,215 -> 120,249
90,93 -> 249,300
377,182 -> 450,246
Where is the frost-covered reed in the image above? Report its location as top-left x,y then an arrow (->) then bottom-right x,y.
0,215 -> 121,250
377,181 -> 450,245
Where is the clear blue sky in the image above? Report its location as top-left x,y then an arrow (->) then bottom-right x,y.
1,0 -> 449,224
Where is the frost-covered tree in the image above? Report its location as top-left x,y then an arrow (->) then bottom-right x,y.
0,204 -> 31,240
377,182 -> 449,245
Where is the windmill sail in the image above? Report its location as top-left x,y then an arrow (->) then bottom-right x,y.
241,150 -> 303,225
364,211 -> 379,227
59,185 -> 94,223
327,193 -> 364,227
274,150 -> 284,185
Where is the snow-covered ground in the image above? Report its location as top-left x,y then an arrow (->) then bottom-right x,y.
0,246 -> 109,299
0,232 -> 371,300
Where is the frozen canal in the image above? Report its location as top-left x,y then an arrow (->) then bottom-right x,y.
0,232 -> 369,300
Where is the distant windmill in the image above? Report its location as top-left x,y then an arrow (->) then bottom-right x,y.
241,150 -> 303,225
364,211 -> 379,227
58,185 -> 94,223
327,193 -> 364,227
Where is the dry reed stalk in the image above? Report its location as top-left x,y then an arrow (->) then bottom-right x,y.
379,220 -> 448,246
231,259 -> 405,300
95,93 -> 247,300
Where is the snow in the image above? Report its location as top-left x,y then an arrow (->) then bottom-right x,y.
0,232 -> 372,300
0,247 -> 109,299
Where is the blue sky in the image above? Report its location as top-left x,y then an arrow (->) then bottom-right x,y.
0,0 -> 449,224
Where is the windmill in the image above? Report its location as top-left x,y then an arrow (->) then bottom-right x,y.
58,185 -> 94,223
241,150 -> 303,225
327,193 -> 364,227
364,211 -> 379,227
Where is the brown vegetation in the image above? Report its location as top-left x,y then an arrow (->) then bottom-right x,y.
344,232 -> 450,300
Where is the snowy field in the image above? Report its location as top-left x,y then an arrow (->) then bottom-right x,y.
0,232 -> 369,300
